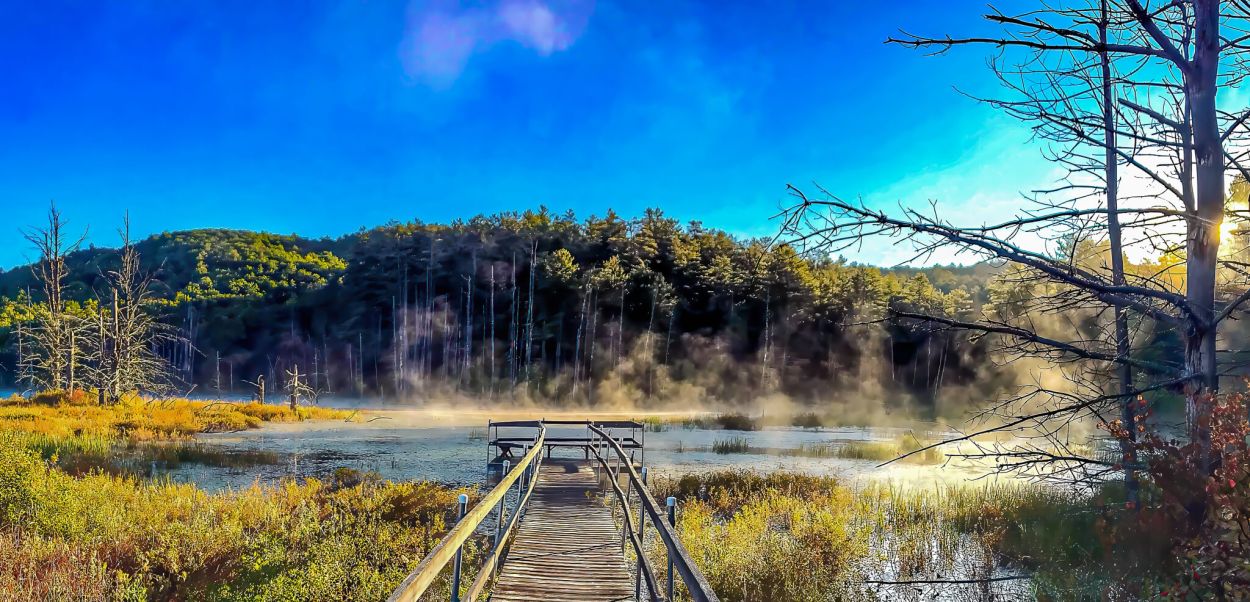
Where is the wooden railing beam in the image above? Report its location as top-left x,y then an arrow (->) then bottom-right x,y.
386,427 -> 546,602
588,424 -> 719,602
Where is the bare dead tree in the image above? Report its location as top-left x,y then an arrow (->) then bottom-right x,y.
781,1 -> 1250,485
88,217 -> 179,402
18,203 -> 88,392
285,364 -> 317,412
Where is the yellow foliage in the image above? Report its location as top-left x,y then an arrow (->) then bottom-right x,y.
0,435 -> 476,600
0,393 -> 353,443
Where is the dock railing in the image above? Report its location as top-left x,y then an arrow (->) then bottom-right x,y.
386,425 -> 547,602
588,423 -> 719,602
388,419 -> 718,602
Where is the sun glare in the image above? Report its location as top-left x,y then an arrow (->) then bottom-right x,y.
1221,217 -> 1244,247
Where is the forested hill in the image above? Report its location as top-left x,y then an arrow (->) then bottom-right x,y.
0,209 -> 1006,411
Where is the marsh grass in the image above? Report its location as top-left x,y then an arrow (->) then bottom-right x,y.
0,393 -> 352,481
678,412 -> 759,431
642,470 -> 1161,600
783,434 -> 945,464
0,434 -> 480,601
10,431 -> 283,477
0,392 -> 353,443
711,437 -> 750,454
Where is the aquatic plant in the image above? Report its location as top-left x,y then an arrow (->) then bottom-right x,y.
0,393 -> 352,443
781,435 -> 945,464
645,470 -> 1165,600
846,435 -> 943,464
711,438 -> 750,455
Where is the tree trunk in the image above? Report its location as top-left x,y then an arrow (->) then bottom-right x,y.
1185,0 -> 1223,453
1101,0 -> 1138,507
490,264 -> 497,396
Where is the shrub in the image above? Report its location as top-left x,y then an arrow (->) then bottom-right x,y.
1116,391 -> 1250,599
715,413 -> 758,431
0,435 -> 41,528
790,412 -> 823,429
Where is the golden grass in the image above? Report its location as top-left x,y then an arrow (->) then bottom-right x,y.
645,470 -> 1163,600
0,392 -> 356,478
0,392 -> 354,443
783,434 -> 946,464
0,434 -> 476,601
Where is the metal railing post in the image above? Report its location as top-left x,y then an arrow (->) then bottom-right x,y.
450,493 -> 469,602
635,467 -> 649,601
512,463 -> 523,518
496,460 -> 510,548
614,431 -> 622,492
666,496 -> 676,602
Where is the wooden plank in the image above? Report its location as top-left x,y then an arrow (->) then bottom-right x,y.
490,460 -> 635,602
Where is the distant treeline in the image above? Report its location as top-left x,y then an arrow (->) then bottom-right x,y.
0,208 -> 1010,410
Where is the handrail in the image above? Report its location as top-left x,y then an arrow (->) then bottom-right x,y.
588,424 -> 720,602
491,419 -> 644,428
461,453 -> 542,601
387,425 -> 547,602
589,449 -> 663,601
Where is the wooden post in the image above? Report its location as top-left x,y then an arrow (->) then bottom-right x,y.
496,460 -> 510,548
450,494 -> 468,602
591,428 -> 599,483
289,365 -> 300,412
666,496 -> 676,601
640,425 -> 645,471
635,467 -> 649,601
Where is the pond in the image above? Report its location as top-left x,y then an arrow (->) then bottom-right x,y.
166,403 -> 1009,492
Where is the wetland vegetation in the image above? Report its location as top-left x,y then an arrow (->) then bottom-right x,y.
9,0 -> 1250,599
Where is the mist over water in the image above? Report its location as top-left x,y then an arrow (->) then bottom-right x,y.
162,401 -> 1021,492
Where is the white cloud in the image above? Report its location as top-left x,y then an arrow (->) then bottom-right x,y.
398,0 -> 591,88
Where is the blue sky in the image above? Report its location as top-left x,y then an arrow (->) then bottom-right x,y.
0,1 -> 1052,268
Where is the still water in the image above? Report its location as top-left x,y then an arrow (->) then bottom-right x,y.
168,404 -> 997,492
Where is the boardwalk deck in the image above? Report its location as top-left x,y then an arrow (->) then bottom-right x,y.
490,459 -> 635,602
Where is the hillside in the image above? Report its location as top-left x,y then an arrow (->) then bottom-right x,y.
0,209 -> 1004,410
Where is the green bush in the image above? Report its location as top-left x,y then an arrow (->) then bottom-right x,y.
0,435 -> 41,527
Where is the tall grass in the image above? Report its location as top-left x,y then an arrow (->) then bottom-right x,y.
0,434 -> 478,601
0,393 -> 352,442
643,470 -> 1167,600
784,435 -> 945,464
711,437 -> 750,454
0,393 -> 352,479
679,412 -> 759,431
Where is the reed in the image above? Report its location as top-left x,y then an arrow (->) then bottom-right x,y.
645,470 -> 1164,600
711,437 -> 750,454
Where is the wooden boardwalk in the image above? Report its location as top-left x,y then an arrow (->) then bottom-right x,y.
490,459 -> 635,602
